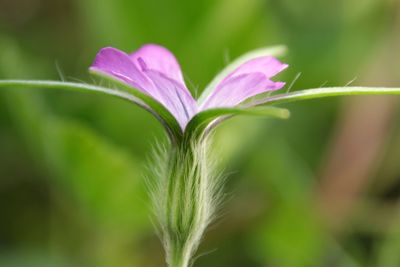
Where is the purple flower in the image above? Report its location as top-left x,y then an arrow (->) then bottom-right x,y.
90,44 -> 288,130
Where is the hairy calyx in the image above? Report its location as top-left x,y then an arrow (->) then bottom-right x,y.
151,139 -> 222,267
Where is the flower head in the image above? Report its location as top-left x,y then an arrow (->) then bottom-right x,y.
90,44 -> 287,135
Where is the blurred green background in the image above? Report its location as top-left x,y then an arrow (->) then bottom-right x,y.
1,0 -> 400,266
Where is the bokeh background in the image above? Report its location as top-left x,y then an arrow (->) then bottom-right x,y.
1,0 -> 400,266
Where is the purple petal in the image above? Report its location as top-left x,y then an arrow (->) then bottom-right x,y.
143,69 -> 197,128
90,46 -> 197,129
130,44 -> 186,86
223,56 -> 288,82
201,73 -> 285,109
200,56 -> 288,109
90,47 -> 154,93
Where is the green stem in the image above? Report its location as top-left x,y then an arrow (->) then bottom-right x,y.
165,144 -> 198,267
170,245 -> 190,267
156,139 -> 217,267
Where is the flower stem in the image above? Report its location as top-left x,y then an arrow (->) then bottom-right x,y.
152,139 -> 220,267
170,245 -> 190,267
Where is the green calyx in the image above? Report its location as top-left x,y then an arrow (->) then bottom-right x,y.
150,139 -> 222,267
